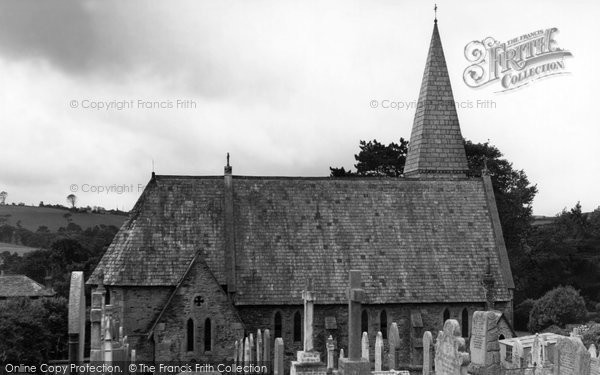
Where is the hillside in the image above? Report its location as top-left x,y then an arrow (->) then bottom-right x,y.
0,205 -> 127,232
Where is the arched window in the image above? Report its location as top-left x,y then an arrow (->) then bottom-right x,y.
105,288 -> 111,305
293,311 -> 302,342
380,310 -> 388,339
461,309 -> 469,337
499,334 -> 505,340
443,308 -> 450,325
274,312 -> 282,338
361,310 -> 369,334
204,318 -> 212,352
186,318 -> 194,352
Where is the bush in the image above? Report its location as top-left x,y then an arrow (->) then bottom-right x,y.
528,286 -> 587,332
0,297 -> 68,362
582,323 -> 600,348
514,298 -> 535,331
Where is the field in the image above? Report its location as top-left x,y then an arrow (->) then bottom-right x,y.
0,205 -> 127,232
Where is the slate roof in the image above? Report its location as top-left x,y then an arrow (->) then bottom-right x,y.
404,21 -> 469,177
89,175 -> 513,305
0,275 -> 56,298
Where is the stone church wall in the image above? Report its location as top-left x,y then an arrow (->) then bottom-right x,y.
238,301 -> 512,370
151,261 -> 245,362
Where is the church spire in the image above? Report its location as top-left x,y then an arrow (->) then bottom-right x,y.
403,20 -> 469,178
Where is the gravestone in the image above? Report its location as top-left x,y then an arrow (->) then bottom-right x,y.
244,336 -> 251,364
512,339 -> 524,367
468,311 -> 502,374
326,335 -> 335,371
434,319 -> 469,375
531,334 -> 541,366
290,279 -> 327,375
249,333 -> 255,362
234,340 -> 239,364
590,344 -> 598,359
68,271 -> 86,363
555,336 -> 591,375
338,271 -> 370,375
361,332 -> 369,361
238,336 -> 245,365
389,322 -> 400,370
274,338 -> 284,375
375,331 -> 383,371
591,356 -> 600,375
257,329 -> 263,363
264,329 -> 272,368
423,331 -> 433,375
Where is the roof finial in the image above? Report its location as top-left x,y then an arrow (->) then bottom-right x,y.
226,152 -> 230,167
482,157 -> 490,176
434,4 -> 438,23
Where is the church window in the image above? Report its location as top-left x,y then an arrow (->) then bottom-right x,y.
274,311 -> 282,338
186,318 -> 194,352
193,295 -> 204,307
361,310 -> 369,334
293,311 -> 302,342
204,318 -> 212,352
461,308 -> 468,337
105,288 -> 110,305
380,310 -> 388,339
443,308 -> 450,325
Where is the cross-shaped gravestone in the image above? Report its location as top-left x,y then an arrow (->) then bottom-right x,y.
347,270 -> 365,360
338,271 -> 370,375
302,279 -> 316,352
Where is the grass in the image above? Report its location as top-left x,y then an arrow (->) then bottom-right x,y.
0,205 -> 127,232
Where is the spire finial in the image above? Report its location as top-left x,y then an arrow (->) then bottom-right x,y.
434,4 -> 438,23
226,152 -> 230,167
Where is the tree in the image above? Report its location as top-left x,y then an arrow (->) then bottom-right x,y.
0,191 -> 6,205
66,194 -> 77,209
330,138 -> 409,177
528,285 -> 587,332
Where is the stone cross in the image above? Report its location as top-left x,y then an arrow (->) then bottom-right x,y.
257,330 -> 263,362
388,322 -> 400,370
539,334 -> 547,364
274,338 -> 284,375
375,331 -> 383,371
326,335 -> 335,370
303,278 -> 316,352
347,270 -> 365,360
423,331 -> 433,375
263,329 -> 272,366
361,332 -> 369,361
68,271 -> 86,364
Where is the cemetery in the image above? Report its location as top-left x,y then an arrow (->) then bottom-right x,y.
67,270 -> 600,375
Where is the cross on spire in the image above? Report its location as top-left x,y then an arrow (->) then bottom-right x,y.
434,4 -> 438,22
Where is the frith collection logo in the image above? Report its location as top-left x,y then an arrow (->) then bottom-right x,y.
463,28 -> 572,92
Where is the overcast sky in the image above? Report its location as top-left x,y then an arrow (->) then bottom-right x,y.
0,0 -> 598,216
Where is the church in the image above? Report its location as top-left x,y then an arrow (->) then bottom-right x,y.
88,19 -> 515,370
